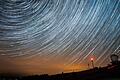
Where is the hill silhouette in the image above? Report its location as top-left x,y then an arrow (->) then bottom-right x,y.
0,61 -> 120,80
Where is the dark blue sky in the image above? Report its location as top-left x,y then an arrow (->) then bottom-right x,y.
0,0 -> 120,74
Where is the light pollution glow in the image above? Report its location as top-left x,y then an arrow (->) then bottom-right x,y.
0,0 -> 120,75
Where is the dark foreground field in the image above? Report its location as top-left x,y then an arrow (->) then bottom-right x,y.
1,61 -> 120,80
0,67 -> 120,80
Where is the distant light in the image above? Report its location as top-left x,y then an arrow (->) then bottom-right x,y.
90,58 -> 94,61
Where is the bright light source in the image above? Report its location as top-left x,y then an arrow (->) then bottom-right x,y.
90,58 -> 94,61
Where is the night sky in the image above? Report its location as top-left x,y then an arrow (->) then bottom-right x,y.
0,0 -> 120,75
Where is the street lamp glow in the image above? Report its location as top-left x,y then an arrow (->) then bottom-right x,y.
90,57 -> 94,68
90,58 -> 94,61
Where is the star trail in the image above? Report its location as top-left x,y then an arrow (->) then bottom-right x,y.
0,0 -> 120,71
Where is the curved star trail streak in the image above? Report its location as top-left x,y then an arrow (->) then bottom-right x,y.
0,0 -> 120,66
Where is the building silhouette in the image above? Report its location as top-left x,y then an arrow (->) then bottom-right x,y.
0,54 -> 120,80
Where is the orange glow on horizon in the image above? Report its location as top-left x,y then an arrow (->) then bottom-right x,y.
0,55 -> 87,75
